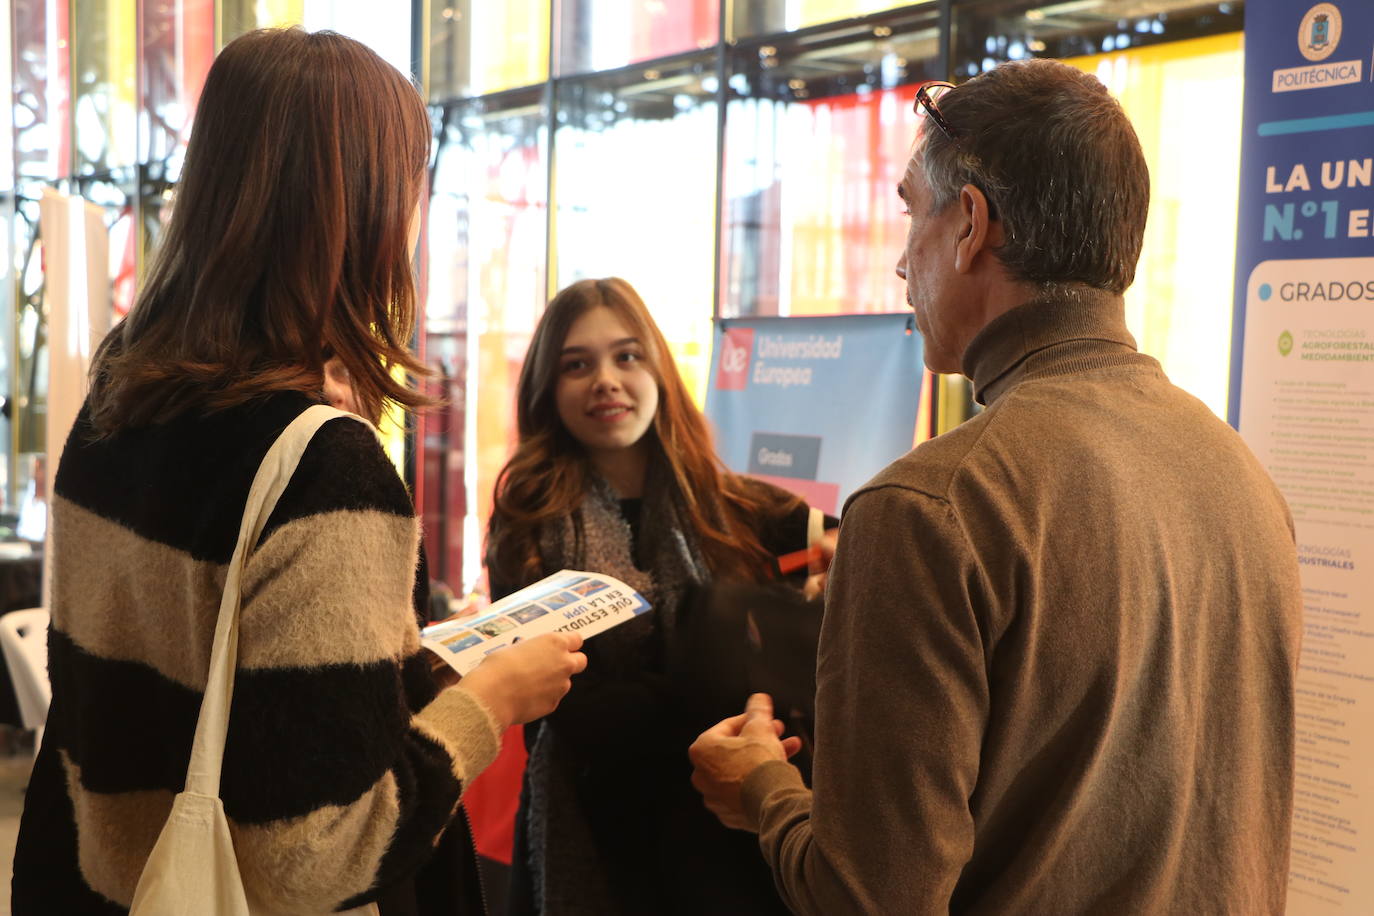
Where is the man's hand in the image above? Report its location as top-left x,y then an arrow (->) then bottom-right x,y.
689,693 -> 804,831
455,632 -> 587,729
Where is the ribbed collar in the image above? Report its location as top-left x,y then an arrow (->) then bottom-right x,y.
962,287 -> 1140,407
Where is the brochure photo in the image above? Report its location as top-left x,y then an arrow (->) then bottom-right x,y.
421,569 -> 651,676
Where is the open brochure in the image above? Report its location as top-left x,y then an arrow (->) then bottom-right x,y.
421,570 -> 651,676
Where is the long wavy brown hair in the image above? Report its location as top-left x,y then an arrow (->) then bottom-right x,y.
87,28 -> 432,433
486,278 -> 794,588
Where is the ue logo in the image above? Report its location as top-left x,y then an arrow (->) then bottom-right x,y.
716,327 -> 754,390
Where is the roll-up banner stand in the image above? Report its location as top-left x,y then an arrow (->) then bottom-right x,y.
705,314 -> 923,516
1229,3 -> 1374,911
37,189 -> 110,605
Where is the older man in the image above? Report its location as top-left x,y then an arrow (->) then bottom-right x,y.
690,58 -> 1302,914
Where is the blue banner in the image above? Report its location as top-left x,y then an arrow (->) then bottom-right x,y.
1229,4 -> 1374,912
1230,0 -> 1374,424
705,314 -> 922,515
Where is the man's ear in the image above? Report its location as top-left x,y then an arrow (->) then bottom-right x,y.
953,183 -> 998,274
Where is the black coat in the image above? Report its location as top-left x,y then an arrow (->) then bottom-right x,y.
502,488 -> 825,916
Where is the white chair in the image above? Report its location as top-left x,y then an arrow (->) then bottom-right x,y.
0,608 -> 51,755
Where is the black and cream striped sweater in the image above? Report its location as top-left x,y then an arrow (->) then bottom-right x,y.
13,391 -> 500,914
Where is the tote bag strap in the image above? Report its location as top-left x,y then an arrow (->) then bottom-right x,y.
183,404 -> 373,798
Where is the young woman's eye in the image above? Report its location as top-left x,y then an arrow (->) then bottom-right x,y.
616,351 -> 643,364
560,359 -> 588,374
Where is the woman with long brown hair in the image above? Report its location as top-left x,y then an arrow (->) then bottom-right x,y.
13,28 -> 584,915
487,277 -> 824,915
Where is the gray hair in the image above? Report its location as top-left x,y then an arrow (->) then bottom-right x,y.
918,59 -> 1150,294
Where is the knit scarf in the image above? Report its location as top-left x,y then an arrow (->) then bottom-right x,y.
524,461 -> 711,915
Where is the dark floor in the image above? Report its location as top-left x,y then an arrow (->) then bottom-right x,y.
0,728 -> 36,916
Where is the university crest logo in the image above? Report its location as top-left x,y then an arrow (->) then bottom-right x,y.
1299,3 -> 1342,62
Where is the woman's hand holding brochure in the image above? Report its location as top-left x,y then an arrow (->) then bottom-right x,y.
457,632 -> 587,727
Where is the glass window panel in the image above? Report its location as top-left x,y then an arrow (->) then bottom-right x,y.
72,0 -> 138,176
722,7 -> 941,318
72,1 -> 138,319
1,0 -> 15,514
950,0 -> 1244,79
551,55 -> 717,405
952,1 -> 1244,418
303,1 -> 413,77
555,0 -> 720,76
1067,33 -> 1243,421
218,0 -> 305,48
425,90 -> 548,592
13,0 -> 68,187
138,0 -> 214,184
2,6 -> 14,207
8,0 -> 66,511
138,0 -> 214,273
732,0 -> 915,41
429,0 -> 550,101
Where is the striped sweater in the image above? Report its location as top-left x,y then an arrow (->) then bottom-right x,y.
12,392 -> 500,914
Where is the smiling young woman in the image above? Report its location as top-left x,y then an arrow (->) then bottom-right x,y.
487,277 -> 796,588
486,277 -> 826,915
551,304 -> 660,494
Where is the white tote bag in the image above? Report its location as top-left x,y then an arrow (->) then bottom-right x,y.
131,405 -> 378,916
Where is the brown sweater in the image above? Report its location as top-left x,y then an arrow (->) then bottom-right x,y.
741,290 -> 1302,914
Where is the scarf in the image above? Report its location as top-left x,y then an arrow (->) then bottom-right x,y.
525,461 -> 712,915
